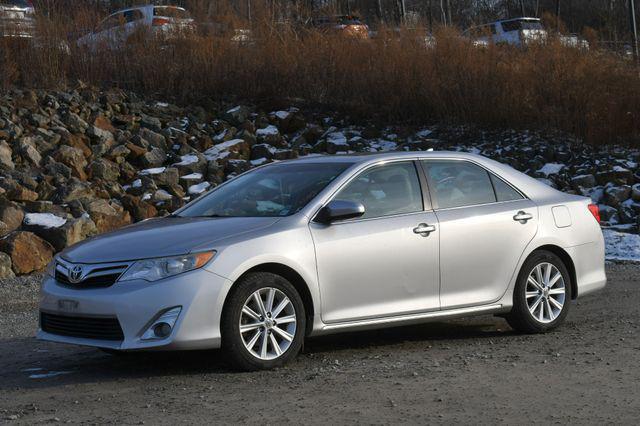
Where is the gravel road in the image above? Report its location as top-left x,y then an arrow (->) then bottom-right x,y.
0,265 -> 638,425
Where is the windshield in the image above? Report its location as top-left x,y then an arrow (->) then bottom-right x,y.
178,162 -> 352,218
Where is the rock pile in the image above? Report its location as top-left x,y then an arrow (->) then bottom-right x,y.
0,87 -> 638,276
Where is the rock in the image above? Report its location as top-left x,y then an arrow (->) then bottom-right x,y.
255,125 -> 283,146
86,200 -> 131,233
121,195 -> 157,222
0,231 -> 54,275
26,215 -> 97,252
140,114 -> 162,132
604,185 -> 631,208
17,137 -> 42,166
0,140 -> 14,169
632,184 -> 640,202
570,174 -> 596,189
0,252 -> 14,279
141,147 -> 166,168
139,128 -> 168,151
55,145 -> 88,179
223,105 -> 250,126
90,158 -> 120,181
596,166 -> 634,185
0,200 -> 24,235
65,112 -> 89,134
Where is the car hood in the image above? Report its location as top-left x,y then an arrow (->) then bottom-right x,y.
61,216 -> 281,264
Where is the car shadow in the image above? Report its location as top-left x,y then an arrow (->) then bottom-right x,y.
0,315 -> 518,391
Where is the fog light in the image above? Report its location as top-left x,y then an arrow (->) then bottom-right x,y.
141,307 -> 181,341
153,322 -> 172,338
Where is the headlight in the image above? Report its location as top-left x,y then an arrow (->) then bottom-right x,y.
118,251 -> 215,282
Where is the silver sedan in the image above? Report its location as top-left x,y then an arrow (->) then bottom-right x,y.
38,152 -> 606,370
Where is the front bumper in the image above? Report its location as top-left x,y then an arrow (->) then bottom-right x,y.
37,269 -> 233,351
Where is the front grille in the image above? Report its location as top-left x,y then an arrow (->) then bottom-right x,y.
54,261 -> 129,289
40,312 -> 124,341
55,270 -> 122,288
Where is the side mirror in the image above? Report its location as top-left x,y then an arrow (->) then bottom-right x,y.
315,200 -> 365,224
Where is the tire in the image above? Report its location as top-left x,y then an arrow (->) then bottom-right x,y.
221,272 -> 306,371
506,250 -> 572,333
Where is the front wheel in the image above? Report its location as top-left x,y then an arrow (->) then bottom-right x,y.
221,272 -> 306,371
506,250 -> 572,333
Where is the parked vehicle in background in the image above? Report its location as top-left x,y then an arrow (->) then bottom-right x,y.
558,33 -> 590,50
76,5 -> 194,50
464,17 -> 547,47
0,0 -> 35,38
310,15 -> 369,39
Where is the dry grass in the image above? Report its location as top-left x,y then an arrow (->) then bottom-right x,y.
1,5 -> 639,146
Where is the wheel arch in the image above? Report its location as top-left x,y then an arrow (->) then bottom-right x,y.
223,262 -> 316,335
529,244 -> 578,300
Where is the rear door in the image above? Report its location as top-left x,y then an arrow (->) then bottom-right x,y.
421,160 -> 538,309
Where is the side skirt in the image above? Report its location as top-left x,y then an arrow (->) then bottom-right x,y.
311,304 -> 505,336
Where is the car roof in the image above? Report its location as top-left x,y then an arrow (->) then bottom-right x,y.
289,150 -> 488,164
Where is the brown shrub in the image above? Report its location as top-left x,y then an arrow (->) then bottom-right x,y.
1,5 -> 639,146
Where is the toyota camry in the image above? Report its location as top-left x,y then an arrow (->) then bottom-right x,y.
38,152 -> 606,370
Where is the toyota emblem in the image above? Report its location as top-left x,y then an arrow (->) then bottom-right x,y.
69,265 -> 84,283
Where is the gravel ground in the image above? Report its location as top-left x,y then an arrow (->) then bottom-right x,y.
0,265 -> 638,425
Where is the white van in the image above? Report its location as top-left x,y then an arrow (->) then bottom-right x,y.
465,17 -> 547,47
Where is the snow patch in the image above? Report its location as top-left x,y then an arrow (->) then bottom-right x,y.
326,132 -> 348,145
537,163 -> 565,176
274,111 -> 290,120
603,229 -> 640,262
139,167 -> 166,176
180,173 -> 203,181
24,213 -> 67,229
256,125 -> 279,137
250,157 -> 268,166
174,154 -> 199,166
188,182 -> 211,195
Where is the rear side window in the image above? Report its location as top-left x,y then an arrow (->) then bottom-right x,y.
422,160 -> 496,209
490,174 -> 523,202
335,162 -> 423,219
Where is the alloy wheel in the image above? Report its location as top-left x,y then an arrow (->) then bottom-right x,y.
239,287 -> 297,360
526,262 -> 566,324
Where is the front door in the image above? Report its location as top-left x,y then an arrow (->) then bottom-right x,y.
310,161 -> 440,324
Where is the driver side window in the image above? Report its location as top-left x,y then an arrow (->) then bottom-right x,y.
334,162 -> 423,220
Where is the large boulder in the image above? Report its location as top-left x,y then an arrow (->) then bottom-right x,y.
0,200 -> 24,235
23,213 -> 97,252
0,231 -> 54,275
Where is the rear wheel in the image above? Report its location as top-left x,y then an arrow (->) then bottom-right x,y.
221,272 -> 306,371
506,250 -> 572,333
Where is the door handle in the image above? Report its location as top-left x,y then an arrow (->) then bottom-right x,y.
513,211 -> 533,222
413,223 -> 436,236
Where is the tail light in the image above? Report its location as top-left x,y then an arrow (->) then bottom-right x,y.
587,204 -> 600,224
152,18 -> 170,27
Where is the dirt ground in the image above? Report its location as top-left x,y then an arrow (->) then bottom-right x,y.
0,264 -> 638,425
